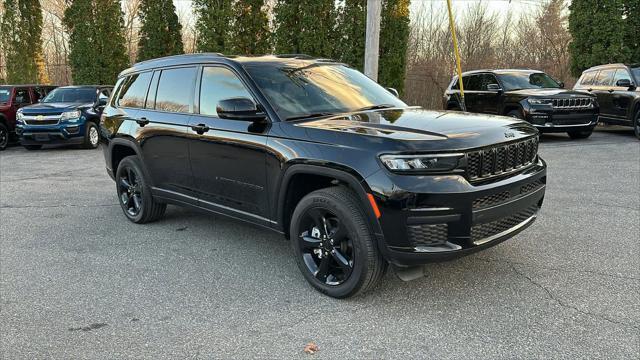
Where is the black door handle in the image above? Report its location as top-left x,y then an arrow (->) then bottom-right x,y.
136,117 -> 149,127
191,123 -> 210,135
587,88 -> 592,92
608,89 -> 614,93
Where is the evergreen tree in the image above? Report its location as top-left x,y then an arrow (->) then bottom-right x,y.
64,0 -> 128,84
623,0 -> 640,61
336,0 -> 367,71
272,0 -> 336,58
137,0 -> 183,61
1,0 -> 43,84
379,0 -> 409,94
569,0 -> 632,76
193,0 -> 233,53
230,0 -> 270,55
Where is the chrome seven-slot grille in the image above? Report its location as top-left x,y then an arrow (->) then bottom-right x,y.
551,97 -> 592,109
466,136 -> 538,182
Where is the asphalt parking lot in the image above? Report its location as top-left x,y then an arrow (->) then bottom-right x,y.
1,127 -> 638,359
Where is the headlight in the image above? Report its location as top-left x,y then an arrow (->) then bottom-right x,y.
527,98 -> 552,105
380,153 -> 463,172
16,110 -> 24,122
60,110 -> 81,120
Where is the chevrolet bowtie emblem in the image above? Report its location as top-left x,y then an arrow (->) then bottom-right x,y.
36,115 -> 44,121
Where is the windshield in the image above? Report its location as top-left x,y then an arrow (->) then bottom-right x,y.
244,63 -> 407,120
497,72 -> 560,91
42,88 -> 97,103
0,87 -> 11,104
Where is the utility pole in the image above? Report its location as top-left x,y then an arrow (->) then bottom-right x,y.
364,0 -> 381,81
446,0 -> 466,111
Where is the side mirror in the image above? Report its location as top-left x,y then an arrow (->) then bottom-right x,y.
96,98 -> 108,107
217,97 -> 266,121
616,78 -> 633,88
386,87 -> 399,97
486,84 -> 502,92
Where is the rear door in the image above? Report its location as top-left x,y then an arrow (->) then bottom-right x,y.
188,65 -> 271,223
137,66 -> 198,201
591,68 -> 616,119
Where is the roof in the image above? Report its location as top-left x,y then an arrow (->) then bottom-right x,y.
584,63 -> 640,71
120,53 -> 343,77
56,85 -> 113,89
0,84 -> 58,87
460,68 -> 543,76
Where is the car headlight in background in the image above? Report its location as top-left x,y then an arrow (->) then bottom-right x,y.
380,153 -> 463,172
16,110 -> 24,123
527,98 -> 553,105
60,110 -> 81,121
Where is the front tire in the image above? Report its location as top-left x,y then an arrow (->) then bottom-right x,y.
83,122 -> 100,149
0,123 -> 8,150
507,109 -> 524,119
290,186 -> 386,298
567,129 -> 593,139
115,155 -> 166,223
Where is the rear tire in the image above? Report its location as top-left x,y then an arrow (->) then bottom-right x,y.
0,123 -> 8,150
567,129 -> 593,139
115,155 -> 166,223
83,122 -> 100,149
290,186 -> 386,298
23,145 -> 42,150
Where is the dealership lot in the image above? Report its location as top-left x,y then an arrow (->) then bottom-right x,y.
0,128 -> 638,359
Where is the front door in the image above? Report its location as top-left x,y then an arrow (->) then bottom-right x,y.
188,65 -> 271,224
610,68 -> 635,123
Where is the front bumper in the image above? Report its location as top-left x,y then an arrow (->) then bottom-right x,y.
525,109 -> 598,132
17,121 -> 86,145
366,158 -> 547,266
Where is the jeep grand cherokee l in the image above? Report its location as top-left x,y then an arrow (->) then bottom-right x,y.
16,85 -> 112,150
101,54 -> 547,298
573,63 -> 640,139
444,69 -> 599,139
0,85 -> 57,150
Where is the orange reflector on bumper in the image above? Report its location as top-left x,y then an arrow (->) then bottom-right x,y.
367,193 -> 381,218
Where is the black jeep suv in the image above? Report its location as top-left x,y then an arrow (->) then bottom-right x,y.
573,63 -> 640,139
101,54 -> 547,298
444,69 -> 599,139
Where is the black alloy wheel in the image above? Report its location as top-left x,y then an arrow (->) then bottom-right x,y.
118,166 -> 143,218
115,156 -> 166,223
0,123 -> 8,150
290,186 -> 386,298
298,207 -> 354,286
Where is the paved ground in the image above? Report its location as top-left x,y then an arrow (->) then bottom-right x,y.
1,127 -> 638,359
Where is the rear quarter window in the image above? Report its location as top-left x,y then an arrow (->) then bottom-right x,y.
116,72 -> 152,108
578,71 -> 597,86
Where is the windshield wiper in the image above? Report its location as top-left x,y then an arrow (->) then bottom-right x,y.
355,104 -> 396,112
285,112 -> 336,121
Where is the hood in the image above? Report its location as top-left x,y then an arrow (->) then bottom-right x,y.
20,102 -> 92,115
294,107 -> 537,150
506,88 -> 594,98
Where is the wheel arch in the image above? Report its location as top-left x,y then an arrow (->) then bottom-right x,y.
503,103 -> 523,116
109,137 -> 153,186
276,164 -> 383,240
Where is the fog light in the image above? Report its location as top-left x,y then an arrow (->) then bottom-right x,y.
66,125 -> 80,134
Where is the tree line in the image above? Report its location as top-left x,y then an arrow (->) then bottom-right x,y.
0,0 -> 410,94
0,0 -> 638,109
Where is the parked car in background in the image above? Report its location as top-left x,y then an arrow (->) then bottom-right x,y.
444,69 -> 599,139
573,63 -> 640,139
16,85 -> 113,150
101,54 -> 546,298
0,85 -> 57,150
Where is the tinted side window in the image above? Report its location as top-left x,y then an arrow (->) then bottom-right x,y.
593,69 -> 615,86
463,75 -> 482,91
612,68 -> 631,86
14,89 -> 30,104
199,67 -> 253,116
579,71 -> 597,86
451,78 -> 459,90
117,72 -> 152,108
480,74 -> 499,90
155,67 -> 197,113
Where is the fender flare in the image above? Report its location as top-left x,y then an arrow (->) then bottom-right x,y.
108,137 -> 155,187
276,163 -> 384,236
